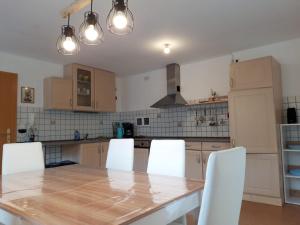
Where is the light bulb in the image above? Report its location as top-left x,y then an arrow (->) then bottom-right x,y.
84,24 -> 99,41
63,37 -> 76,52
164,45 -> 171,54
113,11 -> 128,29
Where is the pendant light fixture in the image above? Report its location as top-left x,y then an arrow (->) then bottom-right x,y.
79,0 -> 104,45
57,14 -> 80,55
107,0 -> 134,35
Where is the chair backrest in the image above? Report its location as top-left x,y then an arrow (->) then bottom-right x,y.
198,147 -> 246,225
106,139 -> 134,171
2,142 -> 44,175
147,140 -> 185,177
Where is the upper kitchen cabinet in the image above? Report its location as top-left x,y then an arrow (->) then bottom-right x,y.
63,64 -> 116,112
230,56 -> 281,91
64,64 -> 95,111
44,77 -> 73,110
94,69 -> 116,112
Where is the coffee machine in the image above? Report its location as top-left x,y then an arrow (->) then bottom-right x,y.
122,123 -> 134,138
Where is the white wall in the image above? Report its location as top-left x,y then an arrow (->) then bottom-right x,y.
0,52 -> 63,108
117,38 -> 300,112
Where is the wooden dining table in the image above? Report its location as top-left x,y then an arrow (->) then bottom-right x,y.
0,165 -> 204,225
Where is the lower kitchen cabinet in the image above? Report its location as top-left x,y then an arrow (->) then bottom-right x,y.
134,148 -> 149,172
79,143 -> 101,168
202,151 -> 213,179
99,142 -> 109,169
244,154 -> 281,199
186,150 -> 203,180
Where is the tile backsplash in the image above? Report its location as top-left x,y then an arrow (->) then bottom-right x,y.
17,103 -> 229,143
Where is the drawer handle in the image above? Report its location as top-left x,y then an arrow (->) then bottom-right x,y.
211,145 -> 221,149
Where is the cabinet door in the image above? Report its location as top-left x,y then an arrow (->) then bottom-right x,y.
72,64 -> 95,111
230,56 -> 273,90
100,142 -> 109,169
244,154 -> 281,197
229,88 -> 277,154
186,150 -> 203,180
80,143 -> 101,168
134,148 -> 149,172
44,78 -> 73,110
94,69 -> 116,112
202,151 -> 213,179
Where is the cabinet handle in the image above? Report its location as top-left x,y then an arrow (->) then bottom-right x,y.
230,78 -> 234,88
197,155 -> 201,164
211,145 -> 220,149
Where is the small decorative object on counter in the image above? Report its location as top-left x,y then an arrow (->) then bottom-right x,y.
74,130 -> 81,141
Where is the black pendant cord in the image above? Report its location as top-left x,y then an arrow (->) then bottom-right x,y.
91,0 -> 93,12
67,14 -> 70,27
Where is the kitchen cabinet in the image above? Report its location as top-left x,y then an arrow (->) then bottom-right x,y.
134,148 -> 149,172
80,143 -> 101,168
63,64 -> 116,112
202,151 -> 213,179
100,142 -> 109,169
230,56 -> 279,90
186,150 -> 202,180
244,154 -> 281,198
229,56 -> 283,205
94,69 -> 116,112
229,88 -> 278,154
64,64 -> 95,111
44,78 -> 73,110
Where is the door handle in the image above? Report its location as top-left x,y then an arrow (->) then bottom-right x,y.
6,128 -> 11,143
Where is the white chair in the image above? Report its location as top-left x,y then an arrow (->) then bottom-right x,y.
2,142 -> 44,175
198,147 -> 246,225
147,140 -> 185,177
106,139 -> 134,171
170,147 -> 246,225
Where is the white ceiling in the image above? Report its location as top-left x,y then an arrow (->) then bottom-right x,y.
0,0 -> 300,76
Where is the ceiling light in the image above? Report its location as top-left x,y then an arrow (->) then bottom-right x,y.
107,0 -> 134,35
79,0 -> 104,45
57,14 -> 80,55
164,44 -> 171,54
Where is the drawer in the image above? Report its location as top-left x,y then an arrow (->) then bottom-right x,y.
202,142 -> 231,151
185,142 -> 202,151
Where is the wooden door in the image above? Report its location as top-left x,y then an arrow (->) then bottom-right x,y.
186,150 -> 203,180
202,151 -> 213,179
79,143 -> 101,168
230,56 -> 273,90
244,154 -> 281,197
0,71 -> 17,174
229,88 -> 278,154
94,69 -> 116,112
133,148 -> 149,172
100,142 -> 109,169
44,78 -> 72,110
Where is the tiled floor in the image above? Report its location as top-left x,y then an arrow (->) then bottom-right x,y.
240,201 -> 300,225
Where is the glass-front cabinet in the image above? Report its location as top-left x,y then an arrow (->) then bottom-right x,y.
64,64 -> 95,111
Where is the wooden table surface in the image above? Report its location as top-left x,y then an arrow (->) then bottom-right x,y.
0,165 -> 204,225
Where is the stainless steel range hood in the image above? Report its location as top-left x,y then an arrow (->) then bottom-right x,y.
151,63 -> 188,108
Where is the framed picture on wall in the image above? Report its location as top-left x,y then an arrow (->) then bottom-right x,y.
21,87 -> 35,104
